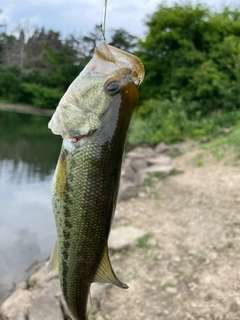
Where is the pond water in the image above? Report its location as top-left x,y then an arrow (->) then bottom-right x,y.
0,110 -> 62,302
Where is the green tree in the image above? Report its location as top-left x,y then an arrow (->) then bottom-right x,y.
0,27 -> 84,107
0,65 -> 22,101
109,29 -> 137,52
137,4 -> 240,115
127,4 -> 240,145
0,18 -> 137,108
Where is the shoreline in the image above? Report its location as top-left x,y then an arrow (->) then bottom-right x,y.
0,103 -> 55,117
0,143 -> 177,319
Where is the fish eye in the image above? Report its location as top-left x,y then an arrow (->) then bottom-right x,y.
105,81 -> 121,95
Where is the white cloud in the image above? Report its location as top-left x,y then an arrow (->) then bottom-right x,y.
1,0 -> 239,39
0,0 -> 159,38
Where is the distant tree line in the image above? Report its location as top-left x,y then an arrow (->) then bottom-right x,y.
0,21 -> 137,108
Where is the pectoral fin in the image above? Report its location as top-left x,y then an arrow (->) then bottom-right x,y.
55,150 -> 67,199
93,245 -> 128,289
47,241 -> 58,274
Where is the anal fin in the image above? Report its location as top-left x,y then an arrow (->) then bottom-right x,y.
47,240 -> 58,274
93,245 -> 128,289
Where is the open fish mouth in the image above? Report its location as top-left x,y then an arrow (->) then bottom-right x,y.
86,41 -> 145,85
48,40 -> 144,139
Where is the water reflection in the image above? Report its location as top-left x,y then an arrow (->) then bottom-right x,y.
0,111 -> 62,302
0,159 -> 49,184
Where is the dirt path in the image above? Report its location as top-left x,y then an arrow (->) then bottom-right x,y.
98,143 -> 240,320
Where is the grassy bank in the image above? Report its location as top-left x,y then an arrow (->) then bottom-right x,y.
128,99 -> 240,147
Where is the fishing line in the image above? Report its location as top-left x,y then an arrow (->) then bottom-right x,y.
103,0 -> 108,39
101,0 -> 108,40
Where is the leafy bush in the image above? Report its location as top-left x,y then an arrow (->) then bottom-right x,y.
226,126 -> 240,147
128,98 -> 190,144
128,98 -> 240,145
137,4 -> 240,116
21,83 -> 62,108
0,66 -> 22,102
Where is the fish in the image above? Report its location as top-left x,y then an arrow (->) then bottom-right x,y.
47,40 -> 144,320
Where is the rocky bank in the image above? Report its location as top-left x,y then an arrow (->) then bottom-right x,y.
0,142 -> 181,320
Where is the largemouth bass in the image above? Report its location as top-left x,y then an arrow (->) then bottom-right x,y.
48,41 -> 144,320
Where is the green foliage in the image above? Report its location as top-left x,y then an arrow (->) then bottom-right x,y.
109,28 -> 137,52
0,28 -> 84,107
0,24 -> 138,109
137,233 -> 154,249
128,4 -> 240,145
128,98 -> 240,145
1,6 -> 240,146
0,66 -> 22,101
227,128 -> 240,146
143,173 -> 165,187
188,109 -> 240,139
137,4 -> 240,117
129,98 -> 190,144
192,153 -> 204,166
21,83 -> 62,108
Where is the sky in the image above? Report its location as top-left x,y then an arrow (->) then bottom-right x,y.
0,0 -> 239,40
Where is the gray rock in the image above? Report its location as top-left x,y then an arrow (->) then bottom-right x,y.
127,147 -> 156,160
15,282 -> 27,290
155,142 -> 169,154
89,283 -> 110,310
0,288 -> 32,319
126,150 -> 145,159
27,262 -> 57,289
143,165 -> 174,175
165,286 -> 177,294
118,182 -> 139,201
167,146 -> 182,157
28,279 -> 64,320
8,312 -> 26,320
108,226 -> 147,250
130,158 -> 147,172
121,166 -> 136,182
147,155 -> 171,166
134,171 -> 148,187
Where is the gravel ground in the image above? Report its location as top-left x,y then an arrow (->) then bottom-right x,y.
97,142 -> 240,320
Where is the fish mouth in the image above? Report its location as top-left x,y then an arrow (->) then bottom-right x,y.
70,129 -> 96,145
84,41 -> 145,85
48,41 -> 144,139
63,131 -> 95,151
